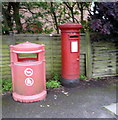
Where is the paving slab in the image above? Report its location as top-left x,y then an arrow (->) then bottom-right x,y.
2,83 -> 117,118
104,103 -> 118,115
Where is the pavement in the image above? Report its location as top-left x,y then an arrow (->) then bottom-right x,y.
104,103 -> 118,116
2,82 -> 117,119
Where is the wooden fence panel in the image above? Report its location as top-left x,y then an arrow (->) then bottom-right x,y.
1,34 -> 86,80
2,37 -> 11,80
92,40 -> 117,77
2,33 -> 118,80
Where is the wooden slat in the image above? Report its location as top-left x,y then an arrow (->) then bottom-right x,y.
92,40 -> 117,77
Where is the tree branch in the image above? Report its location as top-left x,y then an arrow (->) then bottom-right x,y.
50,2 -> 59,34
63,2 -> 71,9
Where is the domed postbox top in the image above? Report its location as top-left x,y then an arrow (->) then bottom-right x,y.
59,23 -> 82,30
10,41 -> 45,52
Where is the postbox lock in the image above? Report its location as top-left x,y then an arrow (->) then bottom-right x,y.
77,58 -> 80,61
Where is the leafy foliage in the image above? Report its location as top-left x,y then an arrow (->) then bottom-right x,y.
51,72 -> 61,81
2,2 -> 22,34
2,79 -> 12,92
80,74 -> 87,80
2,2 -> 91,34
46,71 -> 61,88
46,80 -> 61,88
90,2 -> 118,35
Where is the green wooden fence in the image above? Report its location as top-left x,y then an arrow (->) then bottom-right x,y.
1,33 -> 118,80
92,40 -> 118,77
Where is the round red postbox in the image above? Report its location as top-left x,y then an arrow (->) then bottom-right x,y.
10,41 -> 46,102
59,23 -> 82,87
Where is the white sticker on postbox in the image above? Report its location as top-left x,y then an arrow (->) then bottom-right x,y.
71,41 -> 78,52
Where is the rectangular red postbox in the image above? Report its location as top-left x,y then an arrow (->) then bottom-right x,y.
10,41 -> 46,102
59,23 -> 82,87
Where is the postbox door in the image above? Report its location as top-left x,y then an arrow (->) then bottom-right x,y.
69,34 -> 80,77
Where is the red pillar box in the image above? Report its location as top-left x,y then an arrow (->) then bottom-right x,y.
10,41 -> 46,102
59,23 -> 82,87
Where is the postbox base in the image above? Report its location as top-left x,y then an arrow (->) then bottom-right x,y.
12,90 -> 47,103
61,77 -> 80,88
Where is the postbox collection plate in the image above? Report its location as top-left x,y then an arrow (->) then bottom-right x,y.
71,41 -> 78,52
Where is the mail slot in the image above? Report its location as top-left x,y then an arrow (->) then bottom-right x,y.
59,23 -> 82,87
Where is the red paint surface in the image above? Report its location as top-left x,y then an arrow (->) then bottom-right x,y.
59,23 -> 82,79
10,42 -> 46,102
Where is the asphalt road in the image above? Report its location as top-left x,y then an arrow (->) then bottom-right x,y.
2,83 -> 117,119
